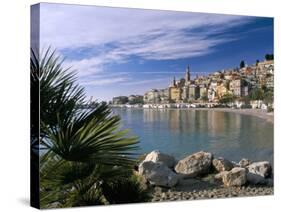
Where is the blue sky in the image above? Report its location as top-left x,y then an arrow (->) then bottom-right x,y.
39,3 -> 273,101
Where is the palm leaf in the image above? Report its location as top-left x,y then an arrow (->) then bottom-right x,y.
32,48 -> 146,207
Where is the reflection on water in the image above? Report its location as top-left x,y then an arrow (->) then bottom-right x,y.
114,108 -> 273,163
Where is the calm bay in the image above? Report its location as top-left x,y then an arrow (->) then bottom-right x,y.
113,108 -> 273,163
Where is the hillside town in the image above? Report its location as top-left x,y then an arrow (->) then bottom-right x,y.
110,55 -> 274,110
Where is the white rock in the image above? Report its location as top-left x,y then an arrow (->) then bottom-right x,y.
222,167 -> 247,187
239,158 -> 252,168
139,161 -> 178,187
247,161 -> 271,178
214,171 -> 229,181
144,150 -> 176,168
175,151 -> 213,177
212,157 -> 234,172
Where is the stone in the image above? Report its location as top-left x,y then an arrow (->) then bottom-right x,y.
154,186 -> 163,193
247,161 -> 271,178
139,161 -> 178,187
222,167 -> 247,187
239,158 -> 252,168
143,150 -> 176,168
212,157 -> 234,172
246,172 -> 266,185
265,178 -> 274,186
175,151 -> 213,177
214,171 -> 228,181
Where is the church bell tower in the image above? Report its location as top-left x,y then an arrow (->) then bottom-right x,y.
185,65 -> 191,83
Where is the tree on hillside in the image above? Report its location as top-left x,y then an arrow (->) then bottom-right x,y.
265,54 -> 274,61
263,88 -> 274,105
240,60 -> 245,69
219,93 -> 235,104
256,60 -> 260,65
248,87 -> 264,101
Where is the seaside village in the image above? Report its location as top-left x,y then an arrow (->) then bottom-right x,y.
110,58 -> 274,110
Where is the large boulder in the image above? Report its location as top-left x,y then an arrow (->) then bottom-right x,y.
222,167 -> 247,187
239,158 -> 252,168
138,161 -> 178,187
212,157 -> 234,172
175,151 -> 213,177
214,171 -> 229,181
246,172 -> 266,185
265,178 -> 274,186
247,161 -> 271,178
143,150 -> 176,168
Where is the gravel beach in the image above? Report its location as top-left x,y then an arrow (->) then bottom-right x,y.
152,185 -> 273,202
151,177 -> 273,202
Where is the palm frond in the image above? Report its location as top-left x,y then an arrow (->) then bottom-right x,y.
41,103 -> 139,166
32,48 -> 146,208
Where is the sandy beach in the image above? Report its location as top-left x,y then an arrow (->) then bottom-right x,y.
190,108 -> 274,124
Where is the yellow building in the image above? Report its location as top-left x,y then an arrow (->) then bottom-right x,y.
216,84 -> 230,99
168,76 -> 182,102
199,86 -> 207,99
169,86 -> 181,102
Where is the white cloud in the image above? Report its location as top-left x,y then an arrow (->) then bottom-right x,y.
108,30 -> 232,60
40,4 -> 250,50
40,3 -> 251,56
63,52 -> 126,77
80,77 -> 128,86
79,73 -> 170,87
39,3 -> 253,90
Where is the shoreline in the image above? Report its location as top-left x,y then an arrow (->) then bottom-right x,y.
150,174 -> 273,202
189,108 -> 274,124
111,106 -> 274,124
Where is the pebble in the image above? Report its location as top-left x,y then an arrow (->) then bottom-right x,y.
152,185 -> 273,201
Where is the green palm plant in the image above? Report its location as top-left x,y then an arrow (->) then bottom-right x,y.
31,48 -> 148,208
31,48 -> 85,136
